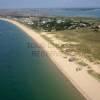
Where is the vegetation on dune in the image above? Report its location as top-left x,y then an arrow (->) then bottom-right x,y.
88,70 -> 100,81
52,28 -> 100,61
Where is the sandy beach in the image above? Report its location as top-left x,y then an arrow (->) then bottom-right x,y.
1,18 -> 100,100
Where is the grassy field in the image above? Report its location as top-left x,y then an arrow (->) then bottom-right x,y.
50,28 -> 100,62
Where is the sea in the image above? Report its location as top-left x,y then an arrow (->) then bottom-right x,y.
0,8 -> 100,18
0,20 -> 86,100
44,8 -> 100,17
21,8 -> 100,18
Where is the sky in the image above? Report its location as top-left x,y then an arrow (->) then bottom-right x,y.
0,0 -> 100,8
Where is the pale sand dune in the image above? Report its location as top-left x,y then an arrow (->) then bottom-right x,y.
1,18 -> 100,100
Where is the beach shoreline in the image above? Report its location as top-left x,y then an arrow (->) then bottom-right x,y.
1,18 -> 100,100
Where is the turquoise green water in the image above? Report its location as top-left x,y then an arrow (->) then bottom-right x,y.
0,20 -> 86,100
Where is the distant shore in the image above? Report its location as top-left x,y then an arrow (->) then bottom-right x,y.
0,8 -> 100,17
1,18 -> 100,100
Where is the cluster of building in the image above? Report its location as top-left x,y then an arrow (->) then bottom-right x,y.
12,16 -> 100,32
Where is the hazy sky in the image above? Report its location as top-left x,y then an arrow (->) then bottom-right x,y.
0,0 -> 100,8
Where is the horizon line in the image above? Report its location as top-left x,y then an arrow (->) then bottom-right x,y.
0,7 -> 100,9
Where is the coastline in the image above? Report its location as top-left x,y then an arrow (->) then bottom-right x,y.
1,18 -> 100,100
